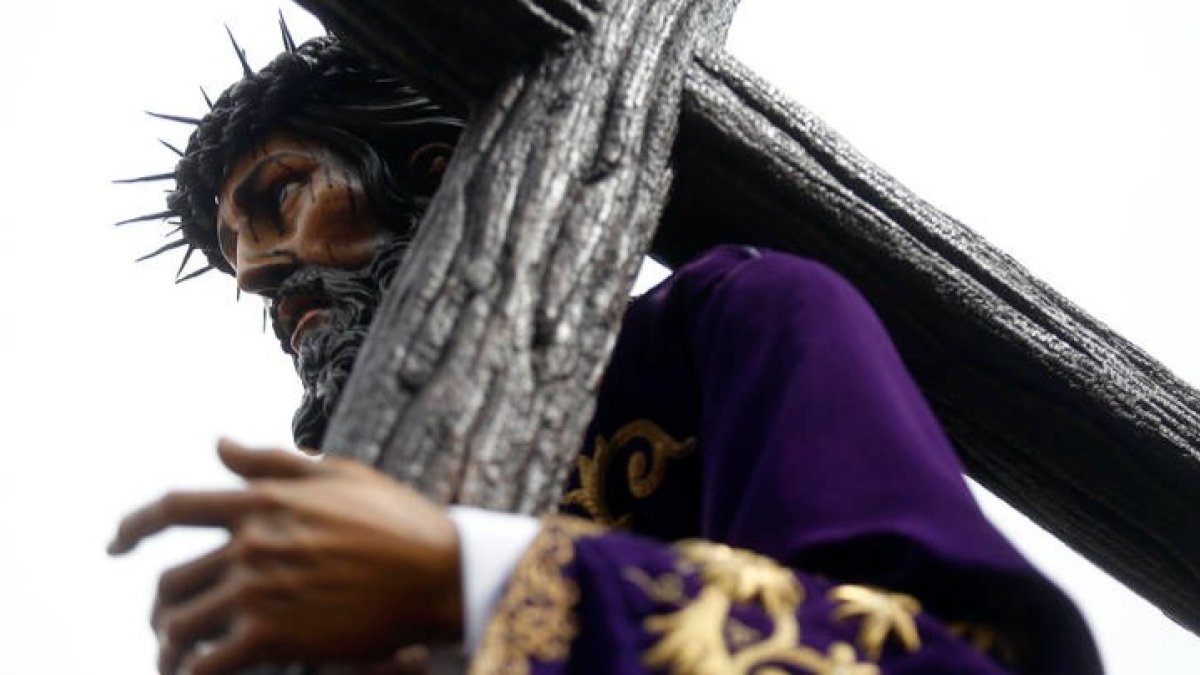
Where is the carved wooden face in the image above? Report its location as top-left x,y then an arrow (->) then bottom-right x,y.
214,131 -> 452,448
216,131 -> 453,352
217,133 -> 387,293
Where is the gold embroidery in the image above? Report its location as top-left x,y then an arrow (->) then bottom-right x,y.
561,419 -> 696,526
633,540 -> 879,674
947,621 -> 1020,665
643,579 -> 746,674
724,617 -> 763,651
769,642 -> 882,675
623,567 -> 689,606
675,541 -> 801,613
828,585 -> 922,661
469,516 -> 602,675
562,436 -> 628,527
621,420 -> 696,498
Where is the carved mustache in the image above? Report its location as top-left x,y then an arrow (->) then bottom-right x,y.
266,239 -> 407,356
276,238 -> 408,449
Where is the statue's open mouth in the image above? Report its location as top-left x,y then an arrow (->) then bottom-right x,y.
275,290 -> 332,356
289,308 -> 332,355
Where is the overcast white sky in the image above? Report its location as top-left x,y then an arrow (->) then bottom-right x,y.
1,1 -> 1197,673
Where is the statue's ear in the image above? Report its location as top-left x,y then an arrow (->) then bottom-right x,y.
407,142 -> 455,197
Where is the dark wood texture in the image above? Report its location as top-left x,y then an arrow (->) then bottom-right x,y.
294,0 -> 597,103
317,0 -> 739,518
660,51 -> 1200,632
296,0 -> 1200,634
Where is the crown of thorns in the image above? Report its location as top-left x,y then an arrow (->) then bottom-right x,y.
117,18 -> 451,281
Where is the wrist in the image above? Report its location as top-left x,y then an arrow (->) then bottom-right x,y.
381,502 -> 464,647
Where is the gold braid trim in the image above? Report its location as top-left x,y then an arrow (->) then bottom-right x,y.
469,516 -> 603,675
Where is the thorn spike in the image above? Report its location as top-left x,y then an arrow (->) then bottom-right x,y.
113,172 -> 175,185
225,25 -> 253,77
279,11 -> 297,53
136,238 -> 188,263
176,245 -> 197,279
159,139 -> 185,157
115,210 -> 174,226
146,111 -> 202,126
200,86 -> 214,110
176,265 -> 215,284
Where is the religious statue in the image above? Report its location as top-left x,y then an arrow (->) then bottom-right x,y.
110,29 -> 1103,675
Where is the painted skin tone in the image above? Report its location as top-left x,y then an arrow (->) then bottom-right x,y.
109,133 -> 461,675
218,133 -> 393,354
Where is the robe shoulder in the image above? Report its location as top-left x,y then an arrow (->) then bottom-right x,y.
551,245 -> 1102,673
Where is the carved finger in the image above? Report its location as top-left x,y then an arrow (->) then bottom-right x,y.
181,622 -> 273,675
387,644 -> 431,675
218,438 -> 325,480
108,490 -> 263,555
151,543 -> 231,629
156,579 -> 241,675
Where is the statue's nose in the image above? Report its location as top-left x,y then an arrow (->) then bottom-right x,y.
231,209 -> 309,298
237,249 -> 300,299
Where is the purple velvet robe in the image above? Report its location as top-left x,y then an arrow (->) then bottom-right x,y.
471,246 -> 1102,674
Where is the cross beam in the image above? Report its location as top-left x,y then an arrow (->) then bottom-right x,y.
297,0 -> 1200,635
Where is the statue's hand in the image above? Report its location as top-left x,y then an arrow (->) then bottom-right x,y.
108,439 -> 462,675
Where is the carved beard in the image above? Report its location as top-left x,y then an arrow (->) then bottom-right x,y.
270,239 -> 407,450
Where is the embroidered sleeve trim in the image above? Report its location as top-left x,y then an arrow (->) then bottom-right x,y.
629,540 -> 882,675
468,516 -> 602,675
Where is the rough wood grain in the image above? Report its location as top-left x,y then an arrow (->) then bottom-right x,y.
292,0 -> 599,104
295,0 -> 1200,634
292,0 -> 735,105
320,0 -> 739,516
656,51 -> 1200,632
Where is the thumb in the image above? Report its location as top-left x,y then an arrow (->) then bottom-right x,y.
217,437 -> 324,480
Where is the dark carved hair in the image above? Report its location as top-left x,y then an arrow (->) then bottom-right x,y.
123,31 -> 464,279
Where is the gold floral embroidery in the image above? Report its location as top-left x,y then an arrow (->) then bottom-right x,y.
768,642 -> 882,675
947,621 -> 1020,665
469,516 -> 602,675
828,585 -> 922,661
725,617 -> 763,651
675,541 -> 801,614
623,420 -> 696,498
561,419 -> 696,527
561,436 -> 626,527
623,567 -> 689,606
632,540 -> 879,674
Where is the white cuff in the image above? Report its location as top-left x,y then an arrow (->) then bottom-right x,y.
446,506 -> 541,657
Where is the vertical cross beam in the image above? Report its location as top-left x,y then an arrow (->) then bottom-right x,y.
297,0 -> 1200,636
309,0 -> 740,514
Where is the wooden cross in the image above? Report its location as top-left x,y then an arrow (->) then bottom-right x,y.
292,0 -> 1200,637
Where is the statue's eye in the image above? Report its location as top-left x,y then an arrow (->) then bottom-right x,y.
273,174 -> 307,210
